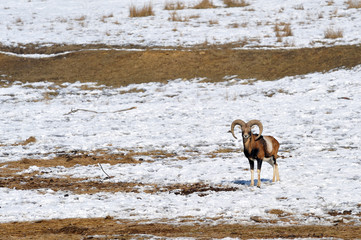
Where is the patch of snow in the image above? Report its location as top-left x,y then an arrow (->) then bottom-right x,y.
0,0 -> 360,49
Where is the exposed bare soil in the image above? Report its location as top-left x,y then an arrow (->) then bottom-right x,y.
2,217 -> 361,239
1,44 -> 361,87
0,149 -> 238,195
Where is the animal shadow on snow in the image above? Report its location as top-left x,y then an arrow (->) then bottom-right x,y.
232,179 -> 272,186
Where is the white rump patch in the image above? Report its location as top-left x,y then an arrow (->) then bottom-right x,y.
264,136 -> 273,153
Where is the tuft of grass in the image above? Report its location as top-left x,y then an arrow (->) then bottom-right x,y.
223,0 -> 249,8
283,39 -> 295,47
228,22 -> 240,28
164,1 -> 185,10
327,0 -> 335,6
324,27 -> 343,39
208,19 -> 219,25
293,4 -> 304,10
168,11 -> 189,22
266,209 -> 293,217
274,22 -> 293,38
1,136 -> 37,147
100,13 -> 114,23
283,23 -> 293,37
193,0 -> 216,9
15,17 -> 23,25
189,14 -> 201,19
129,3 -> 155,18
346,0 -> 361,8
74,15 -> 86,21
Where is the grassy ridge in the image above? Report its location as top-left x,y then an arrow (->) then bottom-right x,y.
1,45 -> 361,87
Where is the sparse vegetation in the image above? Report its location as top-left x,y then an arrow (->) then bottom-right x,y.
164,1 -> 185,10
100,13 -> 114,23
193,0 -> 216,9
324,27 -> 343,39
274,22 -> 293,38
228,22 -> 240,28
223,0 -> 249,8
189,14 -> 201,19
2,45 -> 361,87
327,0 -> 335,6
208,19 -> 219,25
74,15 -> 86,22
168,12 -> 199,22
346,0 -> 361,8
15,17 -> 23,25
129,3 -> 155,17
283,23 -> 293,36
169,11 -> 189,22
283,39 -> 295,47
57,17 -> 68,23
293,4 -> 304,10
2,219 -> 361,239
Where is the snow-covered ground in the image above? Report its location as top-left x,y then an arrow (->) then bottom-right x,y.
0,0 -> 361,48
1,66 -> 361,224
1,0 -> 361,227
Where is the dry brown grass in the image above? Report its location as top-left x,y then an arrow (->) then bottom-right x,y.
1,218 -> 361,239
74,15 -> 86,22
324,27 -> 343,39
224,0 -> 249,7
346,0 -> 361,8
208,19 -> 219,25
266,209 -> 293,217
164,1 -> 185,10
208,148 -> 238,158
1,44 -> 361,87
189,14 -> 201,19
0,136 -> 36,147
0,148 -> 238,196
14,17 -> 23,25
100,13 -> 114,23
293,4 -> 304,10
274,22 -> 293,37
228,22 -> 240,28
283,39 -> 295,47
193,0 -> 216,9
0,173 -> 236,195
168,11 -> 189,22
129,3 -> 155,17
283,23 -> 293,36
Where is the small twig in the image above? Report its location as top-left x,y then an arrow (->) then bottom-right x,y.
65,107 -> 136,115
112,106 -> 137,113
65,109 -> 99,115
98,163 -> 114,180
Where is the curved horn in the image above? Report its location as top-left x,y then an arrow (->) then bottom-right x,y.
247,120 -> 263,140
230,119 -> 246,139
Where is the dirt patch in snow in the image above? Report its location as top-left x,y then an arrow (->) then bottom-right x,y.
1,217 -> 361,239
1,44 -> 361,87
0,149 -> 177,174
0,175 -> 238,195
0,150 -> 237,195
